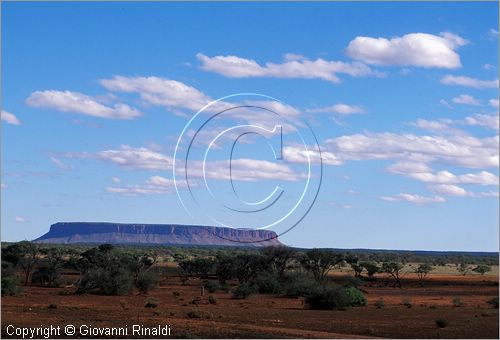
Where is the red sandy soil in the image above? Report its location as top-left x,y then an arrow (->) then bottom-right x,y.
2,274 -> 498,338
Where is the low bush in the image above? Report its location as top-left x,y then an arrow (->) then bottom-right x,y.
187,310 -> 201,318
487,297 -> 499,308
1,276 -> 21,296
255,272 -> 281,294
48,303 -> 57,309
136,271 -> 158,294
401,297 -> 413,308
283,273 -> 318,298
232,283 -> 255,299
435,319 -> 449,328
374,298 -> 385,309
208,295 -> 217,304
452,297 -> 464,307
305,284 -> 352,310
145,297 -> 159,308
205,281 -> 219,293
344,286 -> 367,306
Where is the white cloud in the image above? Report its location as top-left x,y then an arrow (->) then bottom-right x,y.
380,193 -> 446,204
488,28 -> 499,40
283,146 -> 341,166
412,119 -> 450,131
15,216 -> 27,223
483,64 -> 496,71
439,99 -> 453,109
387,161 -> 498,186
464,114 -> 499,131
346,32 -> 467,68
441,75 -> 499,89
106,176 -> 178,196
324,132 -> 499,169
430,184 -> 468,197
96,145 -> 173,170
489,99 -> 499,108
308,103 -> 365,115
110,176 -> 121,183
452,94 -> 481,106
26,90 -> 142,119
196,53 -> 383,83
99,76 -> 224,113
49,156 -> 72,170
1,110 -> 21,125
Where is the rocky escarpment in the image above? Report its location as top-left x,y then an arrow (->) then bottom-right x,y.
34,222 -> 282,247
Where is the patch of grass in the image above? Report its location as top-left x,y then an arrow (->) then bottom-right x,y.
374,298 -> 385,309
435,318 -> 449,328
48,303 -> 58,309
452,297 -> 464,307
429,304 -> 437,309
172,291 -> 181,297
145,297 -> 159,308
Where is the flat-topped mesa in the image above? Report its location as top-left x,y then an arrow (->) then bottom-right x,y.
34,222 -> 283,247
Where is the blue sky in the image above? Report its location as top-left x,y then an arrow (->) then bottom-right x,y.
2,2 -> 498,251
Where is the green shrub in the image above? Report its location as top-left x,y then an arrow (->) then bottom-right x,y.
344,286 -> 367,306
487,297 -> 499,308
305,284 -> 351,310
283,273 -> 319,298
435,319 -> 448,328
374,298 -> 385,309
1,276 -> 21,296
136,271 -> 158,294
452,297 -> 464,307
255,272 -> 281,294
232,283 -> 255,299
205,281 -> 219,293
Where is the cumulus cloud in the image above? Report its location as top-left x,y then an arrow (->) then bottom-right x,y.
196,53 -> 383,83
387,161 -> 498,186
489,99 -> 499,108
452,94 -> 481,106
106,176 -> 179,196
15,216 -> 27,223
26,90 -> 141,119
99,76 -> 225,113
380,193 -> 446,204
430,184 -> 468,197
412,119 -> 450,131
307,103 -> 364,115
464,114 -> 499,131
324,132 -> 499,169
440,75 -> 499,89
345,32 -> 467,68
1,110 -> 21,125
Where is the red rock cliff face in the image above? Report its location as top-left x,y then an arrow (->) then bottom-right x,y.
34,222 -> 283,247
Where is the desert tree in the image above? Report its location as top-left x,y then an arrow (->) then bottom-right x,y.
4,241 -> 40,285
360,261 -> 379,279
381,261 -> 404,288
300,249 -> 344,282
262,246 -> 296,280
472,264 -> 491,276
457,262 -> 469,276
415,263 -> 433,287
345,254 -> 363,278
